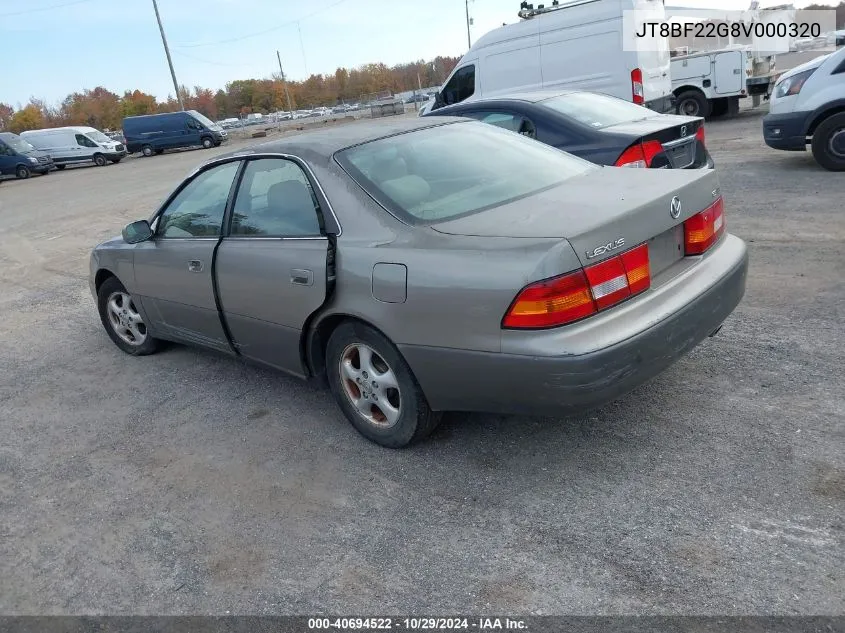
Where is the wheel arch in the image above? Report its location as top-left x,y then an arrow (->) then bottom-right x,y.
304,312 -> 401,384
673,85 -> 706,98
806,102 -> 845,137
94,268 -> 117,294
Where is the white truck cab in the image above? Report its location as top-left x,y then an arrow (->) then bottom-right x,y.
423,0 -> 673,116
763,47 -> 845,171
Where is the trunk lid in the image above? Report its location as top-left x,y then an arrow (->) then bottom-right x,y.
431,166 -> 722,268
606,115 -> 707,169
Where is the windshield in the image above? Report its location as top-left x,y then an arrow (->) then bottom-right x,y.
0,134 -> 37,153
337,121 -> 595,224
540,92 -> 659,129
189,110 -> 217,128
86,130 -> 112,143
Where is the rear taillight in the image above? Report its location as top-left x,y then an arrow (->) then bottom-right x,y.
696,125 -> 706,146
631,68 -> 644,105
684,197 -> 725,255
615,140 -> 664,168
503,243 -> 650,329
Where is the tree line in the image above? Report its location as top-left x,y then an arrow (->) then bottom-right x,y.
0,56 -> 460,134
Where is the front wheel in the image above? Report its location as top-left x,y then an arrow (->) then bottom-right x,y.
326,322 -> 441,448
201,137 -> 213,149
811,113 -> 845,172
16,165 -> 31,179
97,277 -> 160,356
93,153 -> 107,167
141,145 -> 154,157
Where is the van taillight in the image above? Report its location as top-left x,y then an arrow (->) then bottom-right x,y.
684,197 -> 725,255
503,243 -> 651,329
631,68 -> 645,105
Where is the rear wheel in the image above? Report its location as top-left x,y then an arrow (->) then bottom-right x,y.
675,90 -> 710,119
141,145 -> 154,157
811,113 -> 845,172
15,165 -> 31,179
93,153 -> 107,167
110,158 -> 122,164
326,322 -> 441,448
201,137 -> 213,149
97,277 -> 160,356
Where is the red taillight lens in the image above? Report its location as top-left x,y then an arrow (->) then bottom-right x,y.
631,68 -> 644,105
615,140 -> 664,168
502,270 -> 595,329
696,124 -> 706,146
684,197 -> 726,255
584,255 -> 630,310
503,243 -> 651,329
620,243 -> 651,294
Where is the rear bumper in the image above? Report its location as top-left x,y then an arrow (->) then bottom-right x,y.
763,110 -> 810,151
401,234 -> 748,416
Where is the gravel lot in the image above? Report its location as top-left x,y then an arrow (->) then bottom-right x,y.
0,108 -> 843,616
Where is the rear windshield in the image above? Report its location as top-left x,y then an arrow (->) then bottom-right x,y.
336,121 -> 594,224
540,92 -> 659,129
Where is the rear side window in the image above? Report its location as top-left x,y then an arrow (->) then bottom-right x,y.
540,92 -> 658,129
337,121 -> 593,225
230,158 -> 322,237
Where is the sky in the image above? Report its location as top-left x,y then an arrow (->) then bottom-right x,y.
0,0 -> 837,107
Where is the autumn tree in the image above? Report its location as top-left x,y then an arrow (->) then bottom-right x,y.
121,90 -> 157,117
0,103 -> 14,131
8,104 -> 46,133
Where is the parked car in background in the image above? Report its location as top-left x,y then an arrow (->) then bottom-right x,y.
21,126 -> 125,169
104,130 -> 126,144
421,0 -> 672,116
90,117 -> 747,448
123,110 -> 227,157
426,90 -> 713,169
763,46 -> 845,171
0,132 -> 55,179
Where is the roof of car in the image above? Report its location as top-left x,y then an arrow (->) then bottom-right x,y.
215,116 -> 467,163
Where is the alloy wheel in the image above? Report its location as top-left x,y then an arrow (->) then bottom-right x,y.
338,343 -> 402,428
106,292 -> 147,346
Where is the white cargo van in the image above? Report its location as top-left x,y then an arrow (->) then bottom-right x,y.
20,126 -> 126,169
423,0 -> 673,116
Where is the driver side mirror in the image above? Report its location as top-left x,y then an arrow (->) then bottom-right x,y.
122,220 -> 153,244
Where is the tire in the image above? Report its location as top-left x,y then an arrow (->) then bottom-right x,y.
142,145 -> 154,157
56,164 -> 66,170
201,137 -> 213,149
97,277 -> 160,356
15,165 -> 31,179
811,112 -> 845,172
325,322 -> 441,448
675,90 -> 710,119
93,153 -> 107,167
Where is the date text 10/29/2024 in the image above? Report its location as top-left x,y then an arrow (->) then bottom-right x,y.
307,618 -> 528,631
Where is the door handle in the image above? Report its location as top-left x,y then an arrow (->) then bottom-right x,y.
290,268 -> 313,286
188,260 -> 203,273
